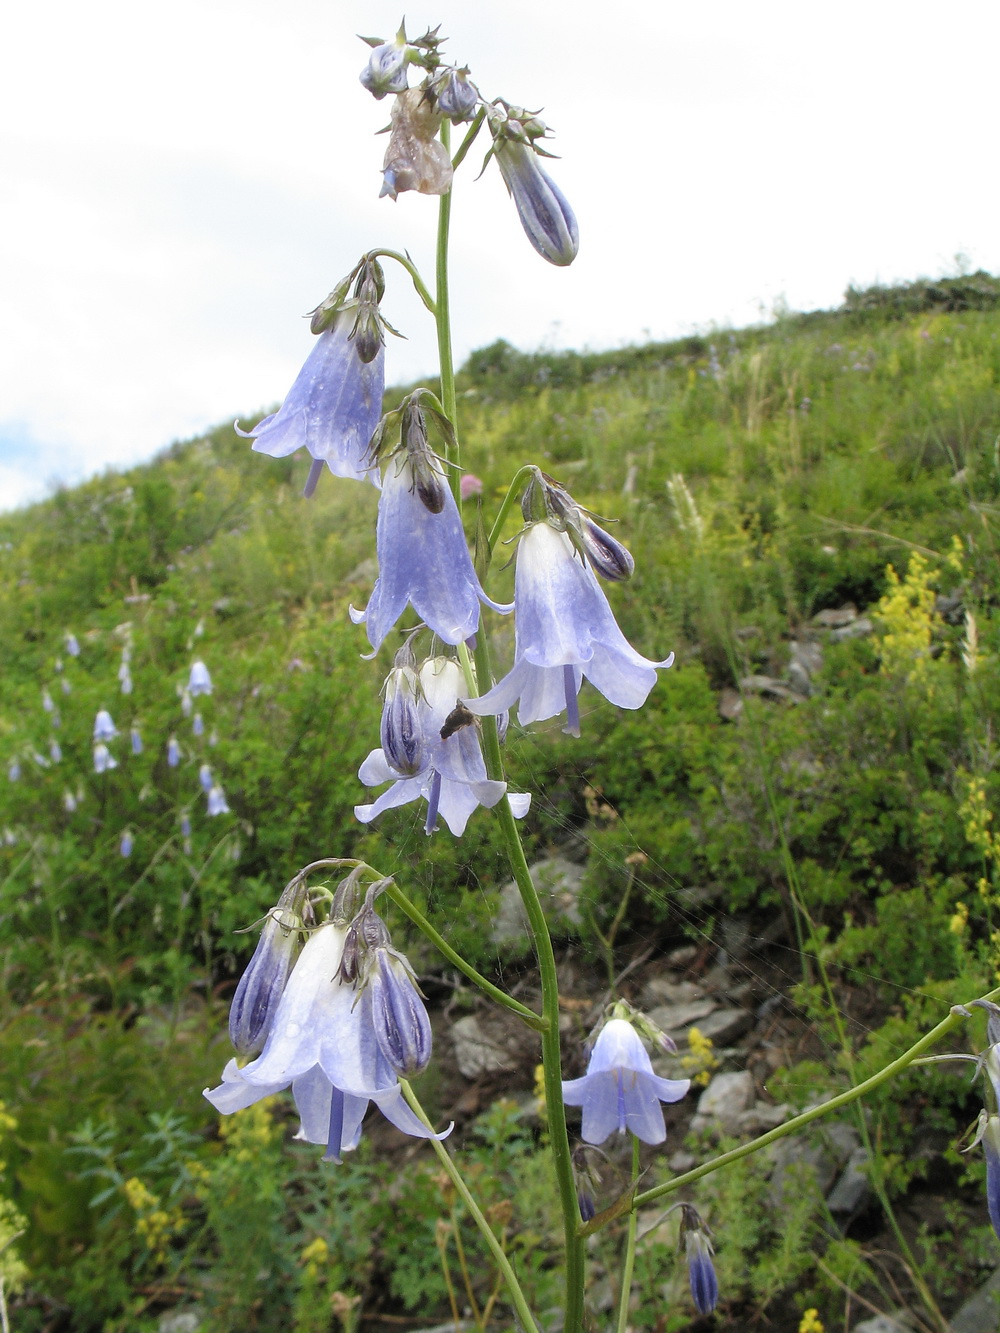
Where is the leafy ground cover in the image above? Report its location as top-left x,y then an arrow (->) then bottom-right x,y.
3,273 -> 1000,1330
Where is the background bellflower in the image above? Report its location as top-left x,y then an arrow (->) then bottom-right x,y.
238,304 -> 383,496
561,1018 -> 690,1145
351,456 -> 511,654
465,522 -> 673,737
205,923 -> 450,1163
356,657 -> 530,836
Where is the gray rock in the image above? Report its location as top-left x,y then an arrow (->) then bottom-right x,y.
492,856 -> 585,948
950,1265 -> 1000,1333
642,978 -> 707,1008
812,604 -> 858,629
852,1315 -> 916,1333
691,1007 -> 753,1046
740,674 -> 799,701
718,687 -> 743,720
647,998 -> 718,1035
826,1146 -> 871,1214
696,1071 -> 754,1130
666,944 -> 699,969
790,638 -> 824,677
158,1313 -> 205,1333
768,1136 -> 840,1205
669,1149 -> 698,1173
736,1102 -> 792,1134
830,616 -> 874,642
451,1015 -> 520,1079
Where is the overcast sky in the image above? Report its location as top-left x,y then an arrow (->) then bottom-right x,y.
2,0 -> 999,511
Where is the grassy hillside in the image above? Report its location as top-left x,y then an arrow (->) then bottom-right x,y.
4,273 -> 1000,1330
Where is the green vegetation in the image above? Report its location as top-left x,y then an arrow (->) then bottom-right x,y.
3,276 -> 1000,1329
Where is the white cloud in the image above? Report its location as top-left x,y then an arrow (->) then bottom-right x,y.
2,0 -> 1000,510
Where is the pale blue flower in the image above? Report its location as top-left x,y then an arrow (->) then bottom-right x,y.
120,831 -> 134,858
355,658 -> 530,836
119,668 -> 133,695
561,1018 -> 689,1145
66,633 -> 80,657
93,744 -> 117,774
49,740 -> 62,763
351,456 -> 510,653
436,69 -> 478,122
465,522 -> 673,737
131,727 -> 143,755
240,306 -> 383,496
193,712 -> 204,737
199,763 -> 213,793
167,736 -> 180,767
205,923 -> 451,1162
366,947 -> 432,1078
63,790 -> 77,812
93,708 -> 117,741
180,690 -> 192,718
188,661 -> 213,696
42,689 -> 54,713
494,138 -> 579,267
207,784 -> 230,816
7,760 -> 20,783
61,677 -> 71,696
180,813 -> 191,838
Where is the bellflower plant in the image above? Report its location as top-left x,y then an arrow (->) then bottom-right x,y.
239,301 -> 384,497
466,520 -> 673,737
188,660 -> 213,696
93,744 -> 117,774
167,736 -> 180,768
356,657 -> 530,836
351,407 -> 511,653
206,920 -> 450,1163
207,784 -> 230,816
93,708 -> 117,741
561,1017 -> 690,1145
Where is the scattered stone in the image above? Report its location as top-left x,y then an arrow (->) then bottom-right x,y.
826,1146 -> 871,1214
647,998 -> 718,1036
696,1071 -> 754,1131
691,1007 -> 753,1046
451,1015 -> 520,1079
739,675 -> 799,702
158,1313 -> 205,1333
735,1102 -> 792,1135
666,943 -> 699,969
718,687 -> 743,721
852,1314 -> 917,1333
669,1149 -> 698,1173
768,1136 -> 840,1205
788,639 -> 823,696
950,1265 -> 1000,1333
492,857 -> 585,948
642,978 -> 706,1008
829,616 -> 874,643
812,604 -> 858,628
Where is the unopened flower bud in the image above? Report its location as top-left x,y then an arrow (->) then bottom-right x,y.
380,89 -> 453,200
228,885 -> 308,1058
119,830 -> 133,858
680,1206 -> 718,1315
360,37 -> 411,99
403,405 -> 447,513
494,137 -> 578,267
381,660 -> 426,777
436,68 -> 478,122
579,516 -> 635,582
367,946 -> 432,1077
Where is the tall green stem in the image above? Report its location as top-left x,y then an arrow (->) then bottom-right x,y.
401,1082 -> 541,1333
614,1137 -> 640,1333
435,121 -> 460,505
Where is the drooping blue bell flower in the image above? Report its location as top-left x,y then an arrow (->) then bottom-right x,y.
465,522 -> 672,737
561,1018 -> 689,1145
239,304 -> 383,496
680,1206 -> 719,1315
93,708 -> 117,741
494,136 -> 578,267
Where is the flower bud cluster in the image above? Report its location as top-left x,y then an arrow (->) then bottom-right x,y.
487,102 -> 579,267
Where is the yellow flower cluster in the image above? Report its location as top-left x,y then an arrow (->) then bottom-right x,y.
874,551 -> 938,684
681,1026 -> 720,1087
123,1176 -> 185,1266
217,1098 -> 280,1162
300,1235 -> 329,1281
798,1309 -> 825,1333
